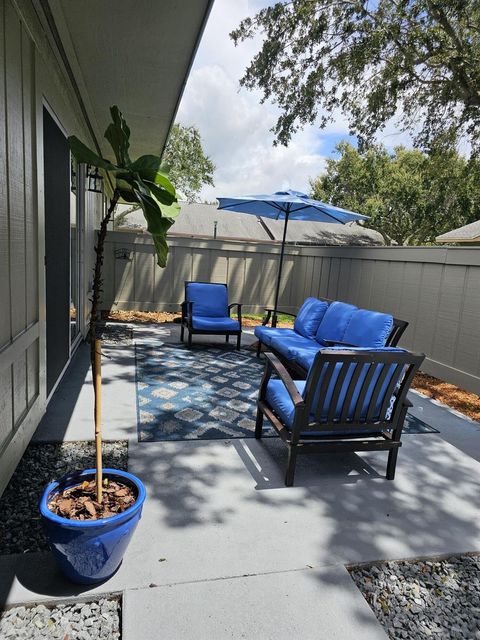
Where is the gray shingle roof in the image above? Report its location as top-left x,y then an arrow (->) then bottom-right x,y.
116,202 -> 384,246
436,219 -> 480,243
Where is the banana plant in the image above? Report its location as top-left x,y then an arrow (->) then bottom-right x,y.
69,106 -> 180,501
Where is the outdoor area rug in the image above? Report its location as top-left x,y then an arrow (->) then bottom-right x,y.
136,342 -> 271,441
135,342 -> 439,441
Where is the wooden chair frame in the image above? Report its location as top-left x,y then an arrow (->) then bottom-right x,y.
180,281 -> 243,350
255,349 -> 424,486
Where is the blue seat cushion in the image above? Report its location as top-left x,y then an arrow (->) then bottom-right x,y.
269,334 -> 320,362
192,316 -> 240,331
186,282 -> 228,317
316,301 -> 357,345
294,298 -> 329,339
265,379 -> 382,436
343,309 -> 394,348
254,326 -> 298,346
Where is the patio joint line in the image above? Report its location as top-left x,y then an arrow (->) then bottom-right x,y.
126,562 -> 341,592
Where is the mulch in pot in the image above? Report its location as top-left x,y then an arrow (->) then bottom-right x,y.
48,478 -> 136,521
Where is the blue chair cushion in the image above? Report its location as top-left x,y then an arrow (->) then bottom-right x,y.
186,282 -> 228,317
192,316 -> 240,331
294,298 -> 329,339
254,326 -> 298,346
315,301 -> 357,345
269,334 -> 319,362
343,309 -> 393,348
265,379 -> 383,436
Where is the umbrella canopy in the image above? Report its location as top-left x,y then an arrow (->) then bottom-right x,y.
217,190 -> 368,324
217,190 -> 368,224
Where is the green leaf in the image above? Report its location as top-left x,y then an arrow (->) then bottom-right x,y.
129,155 -> 163,181
104,105 -> 131,167
68,136 -> 115,170
152,233 -> 169,268
143,180 -> 176,206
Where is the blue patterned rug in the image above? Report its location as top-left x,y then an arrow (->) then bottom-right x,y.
135,342 -> 438,441
136,342 -> 271,441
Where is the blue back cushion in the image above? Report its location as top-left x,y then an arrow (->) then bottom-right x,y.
294,298 -> 329,339
315,301 -> 357,344
185,282 -> 228,317
305,347 -> 406,422
343,309 -> 394,348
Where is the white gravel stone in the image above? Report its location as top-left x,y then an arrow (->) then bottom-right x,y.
0,598 -> 121,640
350,555 -> 480,639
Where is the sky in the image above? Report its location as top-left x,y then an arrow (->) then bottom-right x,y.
176,0 -> 412,202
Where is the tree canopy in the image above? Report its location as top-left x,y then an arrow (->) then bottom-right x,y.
162,124 -> 215,202
231,1 -> 480,151
311,141 -> 480,244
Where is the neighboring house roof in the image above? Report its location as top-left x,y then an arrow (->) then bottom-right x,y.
116,202 -> 385,246
436,220 -> 480,243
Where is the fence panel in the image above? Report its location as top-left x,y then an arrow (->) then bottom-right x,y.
103,232 -> 480,393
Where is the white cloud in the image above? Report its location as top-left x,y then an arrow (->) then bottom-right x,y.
176,0 -> 417,202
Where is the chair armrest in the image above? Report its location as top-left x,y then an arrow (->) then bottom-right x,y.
263,353 -> 304,407
228,303 -> 242,324
322,339 -> 358,347
181,301 -> 193,324
262,308 -> 297,326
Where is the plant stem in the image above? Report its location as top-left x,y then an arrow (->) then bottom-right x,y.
90,190 -> 119,502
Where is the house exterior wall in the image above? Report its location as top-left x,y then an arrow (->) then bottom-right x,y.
0,0 -> 103,495
102,232 -> 480,395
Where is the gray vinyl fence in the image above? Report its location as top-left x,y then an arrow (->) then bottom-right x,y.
103,231 -> 480,394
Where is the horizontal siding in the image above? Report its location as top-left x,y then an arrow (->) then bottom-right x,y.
103,232 -> 480,394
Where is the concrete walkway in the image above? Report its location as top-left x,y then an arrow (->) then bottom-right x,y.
2,323 -> 480,639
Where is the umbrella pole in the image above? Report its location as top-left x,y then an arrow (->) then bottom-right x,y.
272,212 -> 289,327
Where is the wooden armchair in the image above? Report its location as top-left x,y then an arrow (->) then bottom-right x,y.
255,348 -> 425,486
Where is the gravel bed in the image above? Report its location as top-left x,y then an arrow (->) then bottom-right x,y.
350,555 -> 480,639
0,441 -> 128,555
0,597 -> 121,639
96,323 -> 133,345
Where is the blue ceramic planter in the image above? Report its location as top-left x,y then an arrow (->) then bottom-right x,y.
40,468 -> 146,585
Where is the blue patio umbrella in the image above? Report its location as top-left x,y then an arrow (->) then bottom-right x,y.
217,190 -> 368,325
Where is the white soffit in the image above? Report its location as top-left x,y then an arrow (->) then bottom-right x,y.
48,0 -> 213,157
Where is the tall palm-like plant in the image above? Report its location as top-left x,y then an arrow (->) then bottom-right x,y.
69,106 -> 179,502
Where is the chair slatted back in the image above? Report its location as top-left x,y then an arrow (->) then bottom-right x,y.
299,349 -> 423,434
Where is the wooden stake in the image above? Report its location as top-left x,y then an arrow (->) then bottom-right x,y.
94,338 -> 103,503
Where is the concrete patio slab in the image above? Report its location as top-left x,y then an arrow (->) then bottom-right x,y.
4,322 -> 479,640
122,565 -> 388,640
32,342 -> 137,443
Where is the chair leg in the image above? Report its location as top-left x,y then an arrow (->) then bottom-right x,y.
187,330 -> 192,349
285,445 -> 297,487
386,448 -> 399,480
255,407 -> 264,439
226,334 -> 229,343
256,341 -> 262,358
180,324 -> 184,342
236,333 -> 241,351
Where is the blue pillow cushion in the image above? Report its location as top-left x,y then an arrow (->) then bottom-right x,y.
315,301 -> 357,345
186,282 -> 228,317
293,298 -> 329,339
254,326 -> 298,346
343,309 -> 393,348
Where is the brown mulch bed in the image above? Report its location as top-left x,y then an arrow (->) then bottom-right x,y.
104,310 -> 479,422
104,309 -> 293,328
412,372 -> 480,422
